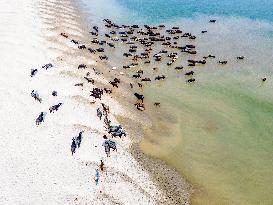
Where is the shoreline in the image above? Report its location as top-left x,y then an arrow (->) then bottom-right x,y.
38,0 -> 171,203
131,143 -> 192,204
72,0 -> 194,203
74,0 -> 194,203
116,113 -> 193,205
49,0 -> 194,204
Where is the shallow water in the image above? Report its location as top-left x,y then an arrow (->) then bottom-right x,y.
80,0 -> 273,204
141,68 -> 273,204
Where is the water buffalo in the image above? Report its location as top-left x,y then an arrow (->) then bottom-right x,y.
49,103 -> 63,113
36,112 -> 45,125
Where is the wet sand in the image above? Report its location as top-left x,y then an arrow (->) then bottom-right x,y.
117,115 -> 192,204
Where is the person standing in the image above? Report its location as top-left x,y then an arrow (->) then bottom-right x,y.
71,138 -> 76,155
99,160 -> 104,171
76,131 -> 83,148
95,169 -> 100,185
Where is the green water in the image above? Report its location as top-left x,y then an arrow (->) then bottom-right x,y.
79,0 -> 273,201
141,67 -> 273,204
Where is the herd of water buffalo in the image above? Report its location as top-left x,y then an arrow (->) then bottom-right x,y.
61,18 -> 253,110
30,62 -> 126,158
30,17 -> 269,157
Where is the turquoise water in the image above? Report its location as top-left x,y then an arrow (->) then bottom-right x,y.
117,0 -> 273,23
82,0 -> 273,24
80,1 -> 273,204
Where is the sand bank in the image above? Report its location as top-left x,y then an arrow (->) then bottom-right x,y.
0,0 -> 191,204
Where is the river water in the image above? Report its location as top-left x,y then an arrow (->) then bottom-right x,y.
80,0 -> 273,204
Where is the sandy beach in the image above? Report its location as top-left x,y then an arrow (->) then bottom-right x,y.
3,0 -> 272,204
0,0 -> 191,204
